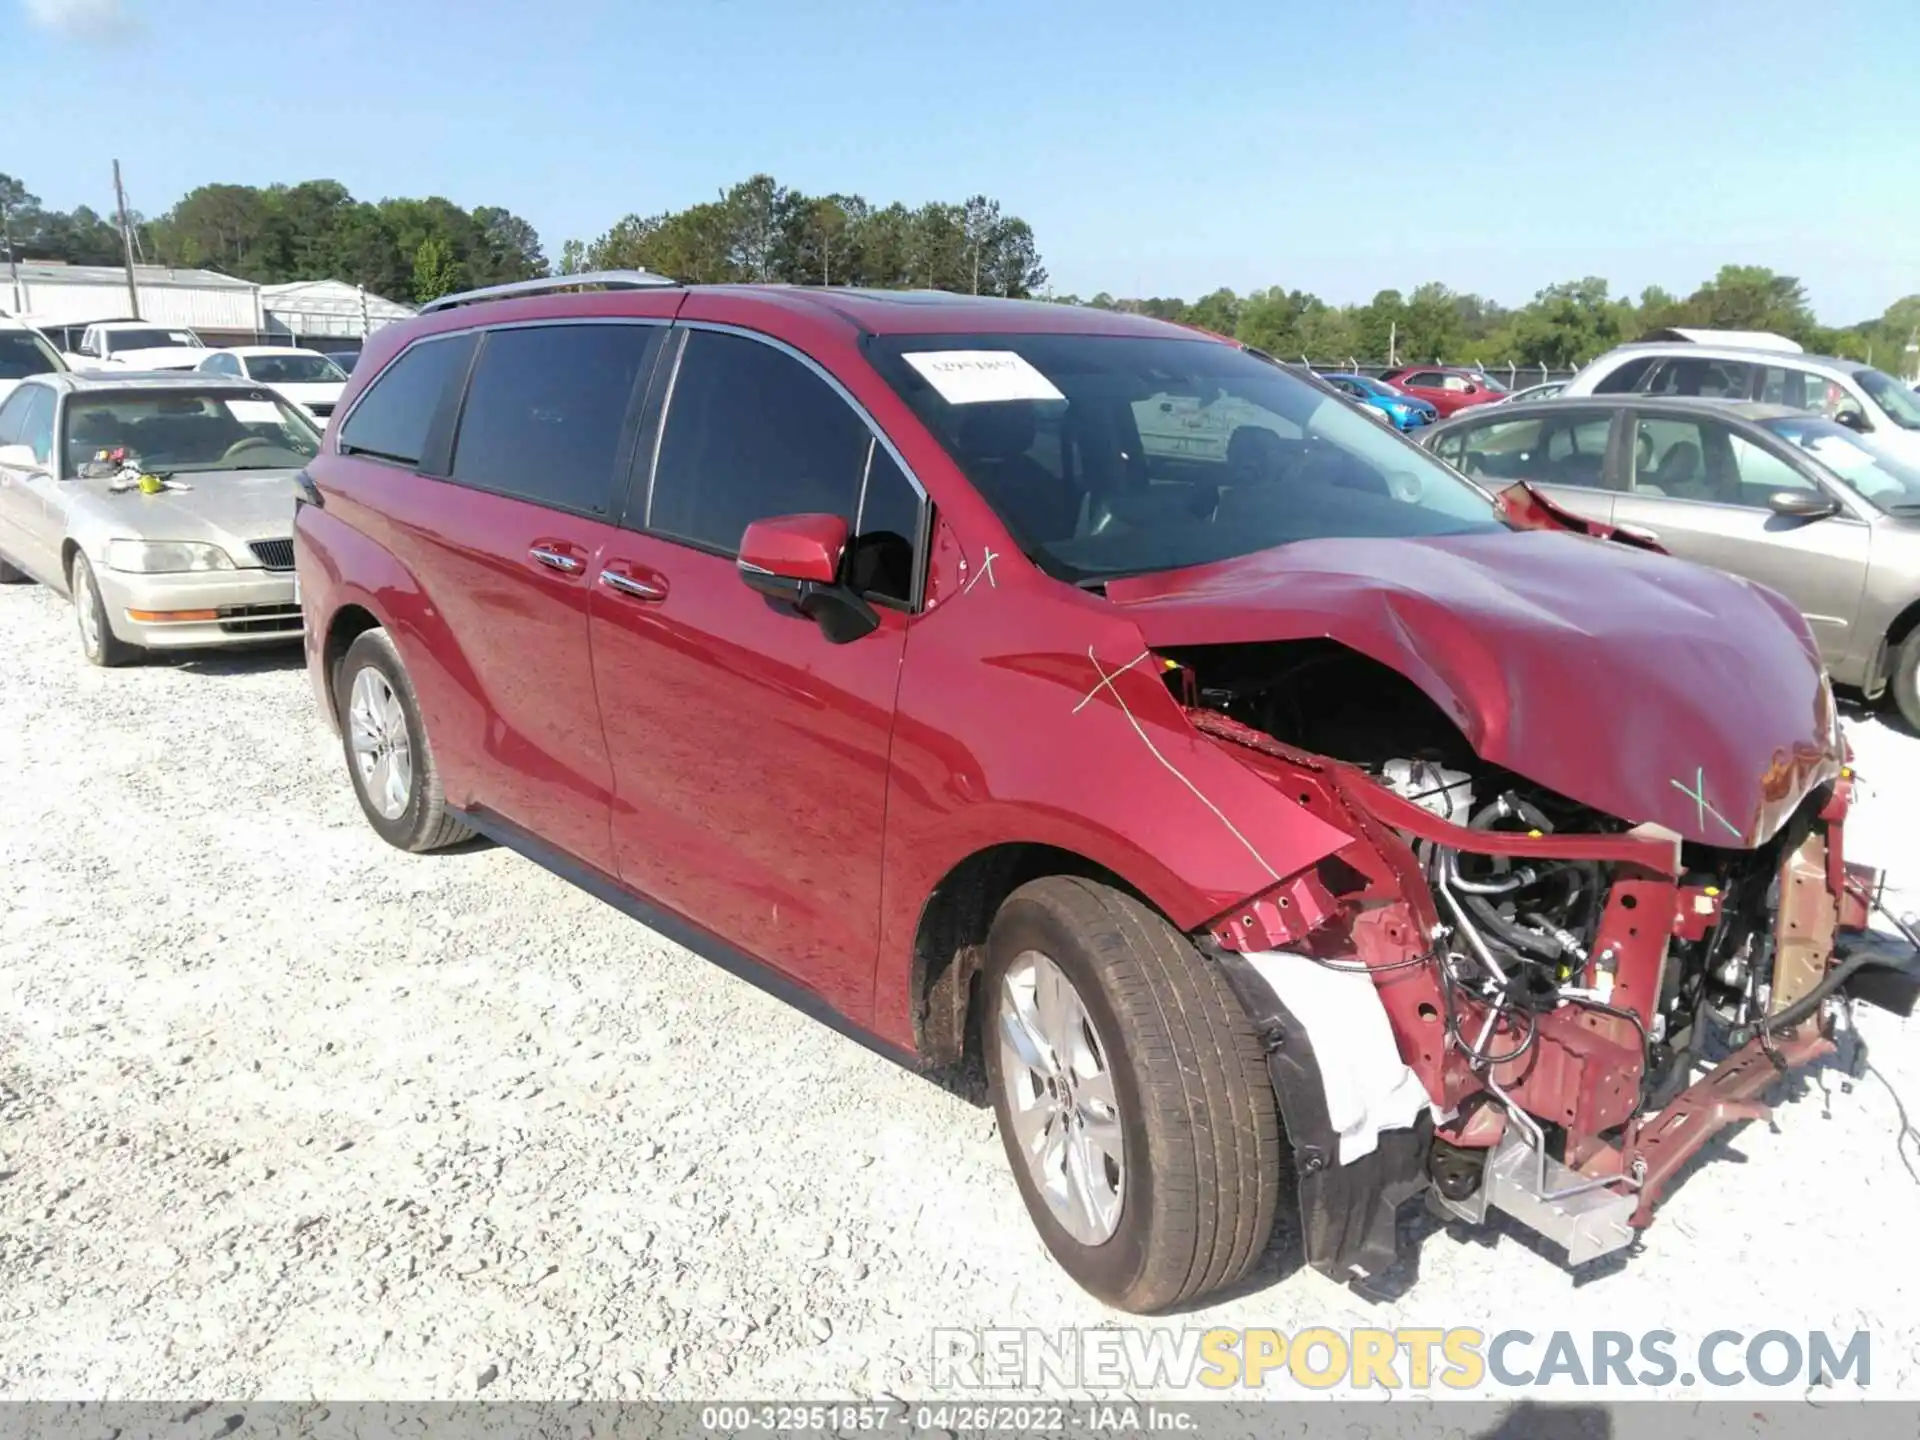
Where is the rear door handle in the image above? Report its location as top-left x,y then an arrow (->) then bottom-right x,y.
528,545 -> 585,575
600,567 -> 668,602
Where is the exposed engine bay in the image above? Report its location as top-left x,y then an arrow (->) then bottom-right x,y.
1161,638 -> 1919,1279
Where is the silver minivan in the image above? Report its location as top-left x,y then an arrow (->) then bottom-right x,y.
1421,394 -> 1920,729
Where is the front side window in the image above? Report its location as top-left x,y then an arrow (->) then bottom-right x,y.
1762,416 -> 1920,511
60,390 -> 320,477
1403,371 -> 1445,389
0,329 -> 63,380
0,384 -> 36,444
1642,357 -> 1753,399
1855,367 -> 1920,431
649,329 -> 873,553
450,324 -> 656,514
1593,356 -> 1657,394
18,388 -> 55,465
337,333 -> 477,468
865,333 -> 1501,585
1629,416 -> 1816,507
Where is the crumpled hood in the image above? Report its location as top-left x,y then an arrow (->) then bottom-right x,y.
1107,530 -> 1842,848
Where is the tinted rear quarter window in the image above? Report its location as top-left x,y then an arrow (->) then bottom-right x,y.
450,324 -> 658,515
648,329 -> 871,554
1593,356 -> 1656,394
338,332 -> 476,467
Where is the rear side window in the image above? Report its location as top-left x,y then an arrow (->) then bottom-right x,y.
450,324 -> 657,515
648,329 -> 872,554
1593,356 -> 1656,394
1642,357 -> 1753,400
338,333 -> 476,467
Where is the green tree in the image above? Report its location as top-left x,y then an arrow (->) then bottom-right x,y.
411,235 -> 461,303
1686,265 -> 1816,340
1186,287 -> 1241,337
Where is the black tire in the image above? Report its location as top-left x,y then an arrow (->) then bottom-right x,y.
1892,630 -> 1920,734
68,553 -> 137,667
982,875 -> 1282,1313
335,627 -> 472,852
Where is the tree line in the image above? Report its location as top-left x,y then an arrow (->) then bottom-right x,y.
0,171 -> 547,306
569,173 -> 1048,297
4,168 -> 1914,371
1071,268 -> 1920,372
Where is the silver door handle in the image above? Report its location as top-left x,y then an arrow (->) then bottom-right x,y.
599,569 -> 666,600
529,547 -> 583,573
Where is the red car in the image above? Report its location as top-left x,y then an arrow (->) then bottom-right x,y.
295,274 -> 1911,1313
1378,364 -> 1508,416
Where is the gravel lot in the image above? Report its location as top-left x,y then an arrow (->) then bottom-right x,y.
2,580 -> 1917,1403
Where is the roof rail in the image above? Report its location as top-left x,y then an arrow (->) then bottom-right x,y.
419,269 -> 680,314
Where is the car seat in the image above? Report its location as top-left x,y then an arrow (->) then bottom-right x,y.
955,405 -> 1076,544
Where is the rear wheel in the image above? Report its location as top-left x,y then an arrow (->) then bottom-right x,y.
69,553 -> 136,667
983,876 -> 1282,1313
1892,630 -> 1920,734
335,628 -> 472,852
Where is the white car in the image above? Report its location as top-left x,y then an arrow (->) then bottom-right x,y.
73,320 -> 208,372
0,316 -> 69,405
196,346 -> 349,421
1563,340 -> 1920,465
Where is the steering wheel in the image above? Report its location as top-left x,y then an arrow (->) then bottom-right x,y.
220,435 -> 279,462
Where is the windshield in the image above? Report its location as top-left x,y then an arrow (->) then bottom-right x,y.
245,352 -> 347,383
866,333 -> 1503,583
0,329 -> 63,380
104,328 -> 201,354
61,390 -> 321,478
1854,367 -> 1920,431
1347,374 -> 1405,399
1761,416 -> 1920,511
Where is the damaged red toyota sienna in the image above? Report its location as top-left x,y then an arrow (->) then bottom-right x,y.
294,274 -> 1917,1313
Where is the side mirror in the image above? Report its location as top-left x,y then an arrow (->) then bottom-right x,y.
0,443 -> 44,472
737,513 -> 879,644
1833,408 -> 1870,433
1766,489 -> 1841,521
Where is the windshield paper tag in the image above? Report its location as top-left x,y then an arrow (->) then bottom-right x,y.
903,350 -> 1064,405
225,400 -> 282,424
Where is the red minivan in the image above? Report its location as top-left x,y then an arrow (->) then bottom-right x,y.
295,274 -> 1903,1312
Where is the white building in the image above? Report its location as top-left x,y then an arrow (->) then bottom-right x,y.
4,261 -> 263,345
260,279 -> 415,342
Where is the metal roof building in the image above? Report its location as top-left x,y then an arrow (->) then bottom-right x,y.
260,279 -> 415,340
4,261 -> 263,335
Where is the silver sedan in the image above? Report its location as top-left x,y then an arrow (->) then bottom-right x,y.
0,371 -> 317,666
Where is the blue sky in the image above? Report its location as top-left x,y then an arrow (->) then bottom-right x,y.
10,0 -> 1919,322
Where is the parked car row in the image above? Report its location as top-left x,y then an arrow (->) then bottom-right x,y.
2,279 -> 1914,1317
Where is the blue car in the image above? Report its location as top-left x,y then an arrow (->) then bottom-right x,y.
1320,372 -> 1439,430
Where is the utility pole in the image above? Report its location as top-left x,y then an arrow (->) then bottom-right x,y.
112,159 -> 140,317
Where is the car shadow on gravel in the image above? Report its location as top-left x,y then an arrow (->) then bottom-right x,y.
154,644 -> 307,676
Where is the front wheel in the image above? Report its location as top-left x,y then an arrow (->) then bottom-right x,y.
69,553 -> 136,667
335,628 -> 472,852
1891,629 -> 1920,734
983,876 -> 1283,1313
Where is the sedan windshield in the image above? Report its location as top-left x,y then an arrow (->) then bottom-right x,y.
245,353 -> 347,383
1854,367 -> 1920,431
866,333 -> 1502,583
1347,374 -> 1406,399
1761,416 -> 1920,510
0,329 -> 63,379
105,328 -> 201,353
62,390 -> 321,477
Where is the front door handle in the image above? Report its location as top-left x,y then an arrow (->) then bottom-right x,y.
600,568 -> 667,602
529,545 -> 584,574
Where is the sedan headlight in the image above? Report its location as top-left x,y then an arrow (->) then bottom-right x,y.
104,540 -> 236,574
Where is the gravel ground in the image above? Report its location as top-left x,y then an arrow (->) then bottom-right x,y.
1,580 -> 1917,1403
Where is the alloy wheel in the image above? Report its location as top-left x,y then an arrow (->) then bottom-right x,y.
348,666 -> 413,820
996,949 -> 1126,1245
